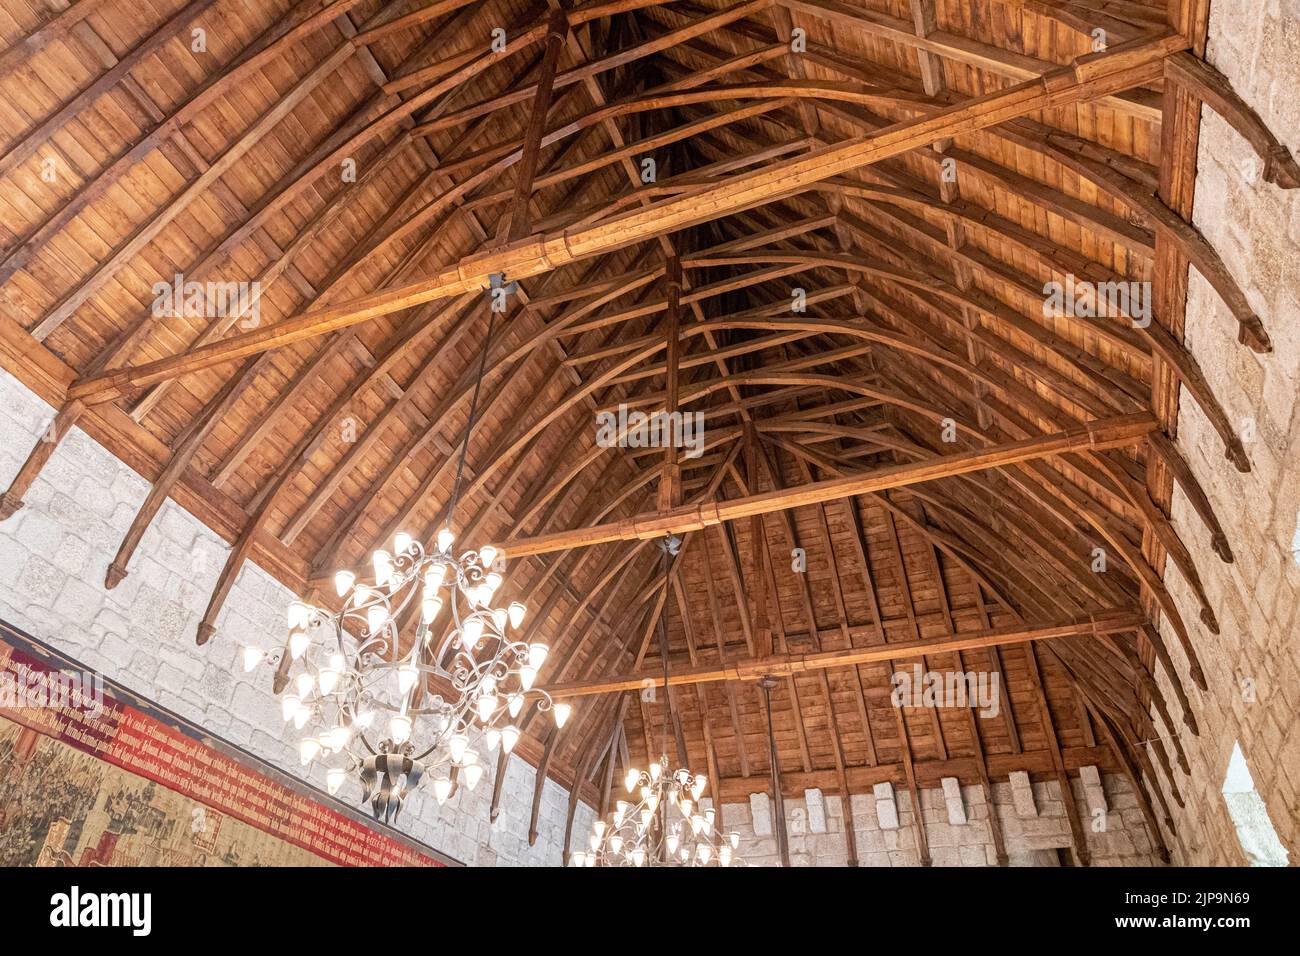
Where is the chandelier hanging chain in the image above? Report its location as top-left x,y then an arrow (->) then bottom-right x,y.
657,536 -> 673,762
446,302 -> 498,533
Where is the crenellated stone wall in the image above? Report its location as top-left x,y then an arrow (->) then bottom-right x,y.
721,774 -> 1161,867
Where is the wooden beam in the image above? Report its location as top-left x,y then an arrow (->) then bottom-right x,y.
496,414 -> 1157,557
66,34 -> 1186,403
542,610 -> 1145,696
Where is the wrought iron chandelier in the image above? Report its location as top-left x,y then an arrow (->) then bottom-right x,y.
572,536 -> 743,866
246,283 -> 570,822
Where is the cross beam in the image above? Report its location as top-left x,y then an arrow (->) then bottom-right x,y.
493,413 -> 1158,558
541,610 -> 1148,697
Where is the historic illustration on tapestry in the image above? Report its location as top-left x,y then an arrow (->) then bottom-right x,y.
0,717 -> 333,866
0,620 -> 449,868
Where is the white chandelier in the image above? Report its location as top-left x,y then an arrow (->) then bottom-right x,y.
245,528 -> 570,821
573,753 -> 742,867
573,536 -> 743,866
244,290 -> 571,821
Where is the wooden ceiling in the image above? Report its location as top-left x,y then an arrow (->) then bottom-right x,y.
1,0 -> 1288,864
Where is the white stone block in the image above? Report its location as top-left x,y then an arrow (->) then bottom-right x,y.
805,788 -> 827,833
873,782 -> 899,830
1080,764 -> 1108,816
1009,771 -> 1037,818
750,791 -> 773,836
941,776 -> 967,825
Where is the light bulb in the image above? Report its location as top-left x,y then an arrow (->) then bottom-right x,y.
610,835 -> 624,854
553,703 -> 572,728
352,584 -> 371,607
394,531 -> 412,554
479,544 -> 498,568
425,563 -> 446,589
464,763 -> 484,790
720,846 -> 732,866
449,733 -> 469,763
571,851 -> 586,867
299,738 -> 320,765
289,629 -> 310,660
589,833 -> 601,851
293,705 -> 312,730
667,834 -> 679,855
318,667 -> 339,696
593,820 -> 607,839
632,848 -> 645,867
397,663 -> 419,696
507,694 -> 524,718
433,778 -> 452,804
437,527 -> 455,553
484,571 -> 502,593
333,569 -> 355,597
324,726 -> 351,752
464,615 -> 485,644
326,767 -> 346,795
675,769 -> 691,787
625,769 -> 638,793
508,602 -> 526,628
372,550 -> 392,587
614,801 -> 628,826
585,854 -> 596,868
527,643 -> 548,669
295,673 -> 314,698
354,710 -> 374,729
692,777 -> 707,800
281,695 -> 300,722
481,674 -> 497,695
730,833 -> 740,849
241,647 -> 264,672
698,844 -> 712,865
476,694 -> 496,722
649,761 -> 662,781
366,604 -> 388,633
422,594 -> 443,621
461,748 -> 478,766
501,726 -> 519,753
491,607 -> 507,632
485,728 -> 501,752
389,714 -> 412,745
691,814 -> 704,835
287,601 -> 310,630
519,665 -> 537,691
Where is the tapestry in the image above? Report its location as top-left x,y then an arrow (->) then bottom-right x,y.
0,620 -> 451,867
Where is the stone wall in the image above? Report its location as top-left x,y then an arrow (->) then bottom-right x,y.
722,774 -> 1160,867
1148,0 -> 1300,866
0,368 -> 593,866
